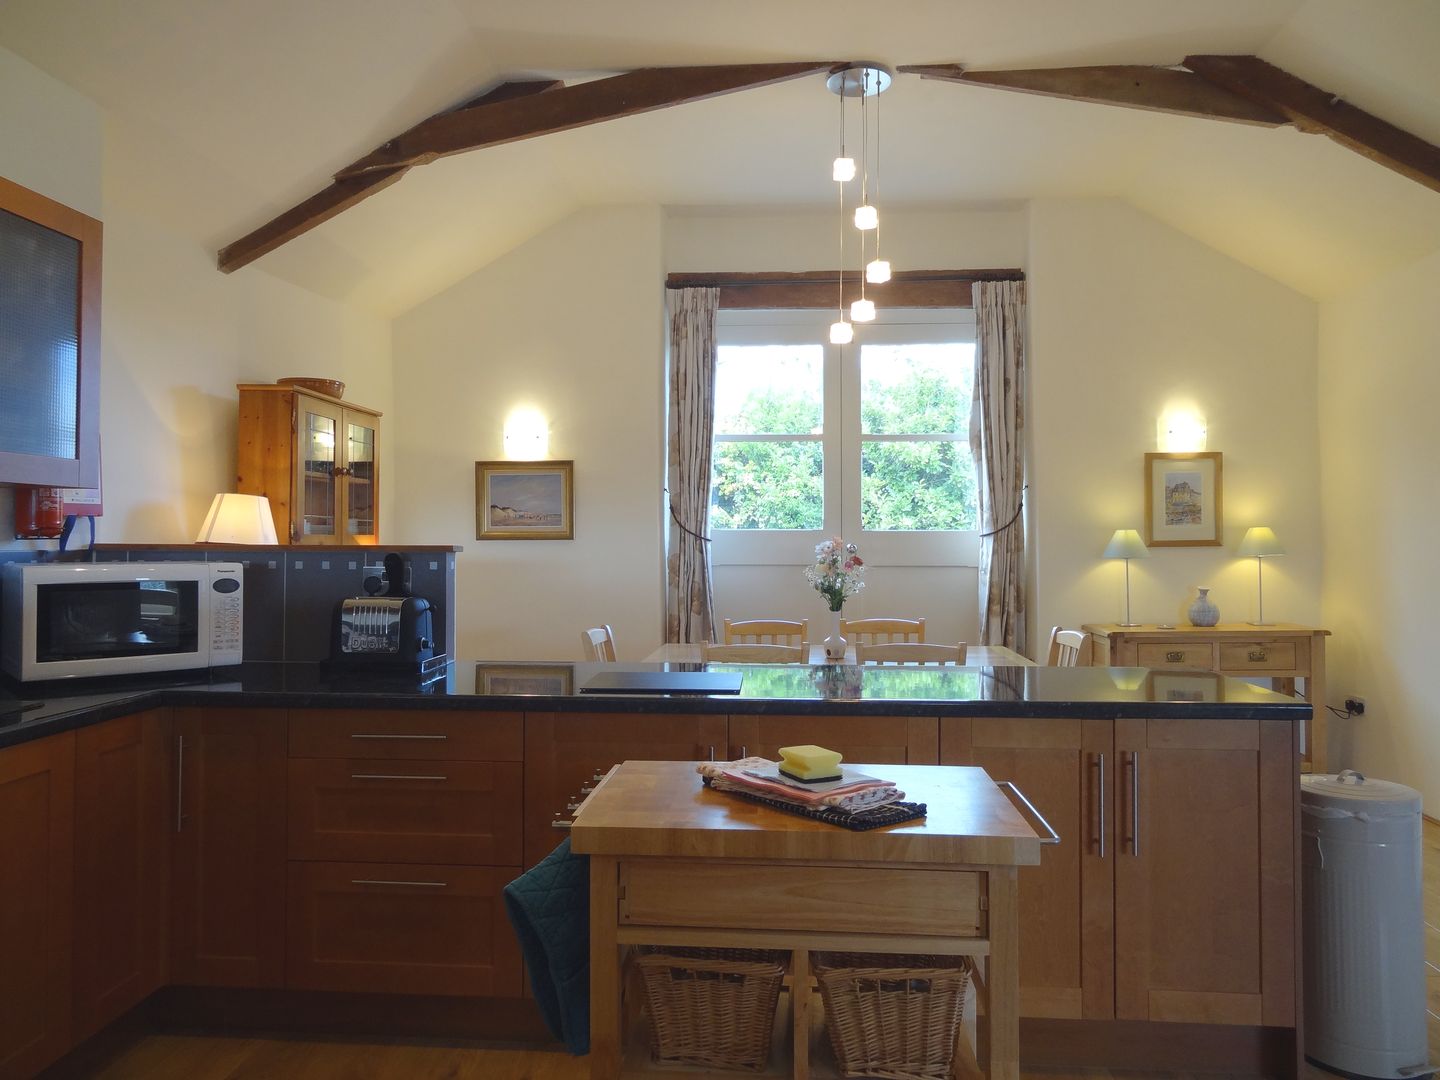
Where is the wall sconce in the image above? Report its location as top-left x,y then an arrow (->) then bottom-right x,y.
503,408 -> 549,460
1157,409 -> 1208,452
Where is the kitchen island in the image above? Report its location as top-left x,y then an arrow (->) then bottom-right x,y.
0,662 -> 1306,1078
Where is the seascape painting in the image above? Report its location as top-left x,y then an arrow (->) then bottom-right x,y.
476,460 -> 574,539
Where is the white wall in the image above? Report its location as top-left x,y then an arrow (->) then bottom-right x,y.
1,44 -> 393,550
666,208 -> 1029,651
1318,248 -> 1440,802
1027,199 -> 1321,656
390,206 -> 666,661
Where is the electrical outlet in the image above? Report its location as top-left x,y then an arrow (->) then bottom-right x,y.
1344,696 -> 1366,715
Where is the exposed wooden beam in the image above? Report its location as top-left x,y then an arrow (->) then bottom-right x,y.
665,269 -> 1025,310
1183,54 -> 1440,195
219,62 -> 836,273
898,63 -> 1286,126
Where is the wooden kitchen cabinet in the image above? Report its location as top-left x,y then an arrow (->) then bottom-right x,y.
728,713 -> 939,765
1114,716 -> 1297,1028
170,708 -> 288,988
523,711 -> 728,869
237,383 -> 381,545
941,716 -> 1113,1019
73,711 -> 169,1038
0,731 -> 75,1080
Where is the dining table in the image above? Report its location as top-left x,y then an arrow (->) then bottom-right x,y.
643,641 -> 1035,666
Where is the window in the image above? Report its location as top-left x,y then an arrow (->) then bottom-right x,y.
710,309 -> 977,566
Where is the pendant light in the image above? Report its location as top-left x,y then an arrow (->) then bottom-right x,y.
826,63 -> 892,333
832,83 -> 855,182
829,164 -> 852,344
864,69 -> 891,285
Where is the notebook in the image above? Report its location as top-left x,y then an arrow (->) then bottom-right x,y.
579,670 -> 743,695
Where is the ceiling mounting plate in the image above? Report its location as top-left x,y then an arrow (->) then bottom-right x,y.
826,63 -> 893,98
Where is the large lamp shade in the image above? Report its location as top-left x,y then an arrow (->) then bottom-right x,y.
196,493 -> 279,545
1238,526 -> 1285,558
1103,529 -> 1150,561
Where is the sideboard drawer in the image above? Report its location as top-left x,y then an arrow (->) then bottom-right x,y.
1137,643 -> 1217,669
1219,641 -> 1304,673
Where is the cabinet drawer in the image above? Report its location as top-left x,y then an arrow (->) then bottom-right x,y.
289,709 -> 522,761
620,861 -> 984,938
286,861 -> 522,997
1136,643 -> 1217,669
1218,641 -> 1303,673
288,759 -> 522,864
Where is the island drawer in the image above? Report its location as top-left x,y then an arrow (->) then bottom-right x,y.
288,759 -> 522,864
289,709 -> 523,761
619,861 -> 984,938
1219,640 -> 1304,673
1136,643 -> 1217,669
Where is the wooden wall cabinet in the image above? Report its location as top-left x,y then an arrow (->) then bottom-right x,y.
170,708 -> 288,988
73,711 -> 169,1039
0,731 -> 74,1080
236,383 -> 381,545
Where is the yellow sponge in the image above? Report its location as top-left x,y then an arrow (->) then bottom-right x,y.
778,744 -> 843,782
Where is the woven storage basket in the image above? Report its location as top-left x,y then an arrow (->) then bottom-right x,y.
813,952 -> 972,1080
633,946 -> 787,1072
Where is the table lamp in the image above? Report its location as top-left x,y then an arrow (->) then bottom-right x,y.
1237,526 -> 1284,625
196,493 -> 279,545
1102,529 -> 1149,627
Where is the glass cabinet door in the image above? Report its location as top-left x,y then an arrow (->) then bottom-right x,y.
342,412 -> 378,544
292,397 -> 342,543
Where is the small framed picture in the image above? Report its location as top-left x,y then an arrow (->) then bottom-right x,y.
476,460 -> 574,540
1148,672 -> 1221,702
1144,452 -> 1222,546
476,662 -> 575,696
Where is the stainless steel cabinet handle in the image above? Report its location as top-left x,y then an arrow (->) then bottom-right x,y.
1095,752 -> 1106,859
708,745 -> 716,761
551,818 -> 574,830
566,801 -> 583,812
740,745 -> 748,759
175,734 -> 185,833
350,879 -> 447,888
350,733 -> 447,740
997,780 -> 1061,845
1129,751 -> 1142,856
349,773 -> 447,781
579,783 -> 596,796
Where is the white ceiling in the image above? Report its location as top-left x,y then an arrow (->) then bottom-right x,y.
3,0 -> 1439,315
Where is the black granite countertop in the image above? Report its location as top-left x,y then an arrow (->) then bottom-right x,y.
0,659 -> 1310,751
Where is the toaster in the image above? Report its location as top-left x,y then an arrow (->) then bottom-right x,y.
331,595 -> 435,668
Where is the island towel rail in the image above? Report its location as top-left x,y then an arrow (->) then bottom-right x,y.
997,780 -> 1061,845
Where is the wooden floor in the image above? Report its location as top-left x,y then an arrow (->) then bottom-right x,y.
51,819 -> 1440,1080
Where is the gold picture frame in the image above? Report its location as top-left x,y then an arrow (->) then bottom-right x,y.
476,460 -> 574,540
1144,452 -> 1222,546
476,662 -> 575,696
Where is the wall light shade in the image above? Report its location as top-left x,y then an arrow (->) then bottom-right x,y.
503,408 -> 550,459
1238,526 -> 1285,557
832,156 -> 856,182
196,493 -> 278,545
1157,409 -> 1208,452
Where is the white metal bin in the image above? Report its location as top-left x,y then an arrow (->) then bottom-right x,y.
1301,770 -> 1433,1079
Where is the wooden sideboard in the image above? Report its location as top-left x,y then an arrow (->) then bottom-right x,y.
1083,623 -> 1330,770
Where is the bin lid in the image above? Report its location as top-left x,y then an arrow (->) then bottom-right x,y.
1302,770 -> 1421,818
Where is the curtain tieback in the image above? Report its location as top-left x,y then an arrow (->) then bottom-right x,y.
978,483 -> 1027,538
665,488 -> 711,543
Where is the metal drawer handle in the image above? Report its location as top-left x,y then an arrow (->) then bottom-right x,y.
1165,650 -> 1185,663
175,734 -> 186,833
551,818 -> 574,830
1248,650 -> 1268,662
997,781 -> 1061,845
350,733 -> 447,740
350,879 -> 447,888
350,773 -> 448,781
1129,751 -> 1142,857
1095,752 -> 1106,860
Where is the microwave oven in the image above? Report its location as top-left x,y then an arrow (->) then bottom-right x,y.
2,561 -> 243,682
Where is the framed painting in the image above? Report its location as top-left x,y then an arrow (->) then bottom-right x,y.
476,662 -> 575,696
476,460 -> 574,540
1144,452 -> 1222,546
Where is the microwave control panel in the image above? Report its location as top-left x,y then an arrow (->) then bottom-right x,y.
209,563 -> 244,665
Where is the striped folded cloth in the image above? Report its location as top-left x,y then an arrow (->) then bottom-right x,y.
696,757 -> 905,813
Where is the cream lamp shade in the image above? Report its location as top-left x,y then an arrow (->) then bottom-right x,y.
1238,526 -> 1285,558
1103,529 -> 1150,560
196,493 -> 279,545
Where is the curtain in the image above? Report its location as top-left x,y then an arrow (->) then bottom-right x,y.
970,280 -> 1028,651
665,287 -> 720,643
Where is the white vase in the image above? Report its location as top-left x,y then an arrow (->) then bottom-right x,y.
823,609 -> 847,661
1188,587 -> 1220,627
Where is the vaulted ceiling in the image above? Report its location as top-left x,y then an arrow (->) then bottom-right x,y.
3,0 -> 1439,316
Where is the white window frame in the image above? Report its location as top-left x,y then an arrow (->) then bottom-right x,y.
711,307 -> 979,568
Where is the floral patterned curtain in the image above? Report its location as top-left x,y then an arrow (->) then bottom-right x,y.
970,280 -> 1028,651
665,287 -> 719,643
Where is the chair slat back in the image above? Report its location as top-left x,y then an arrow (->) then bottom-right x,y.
581,625 -> 617,662
857,641 -> 966,665
1046,627 -> 1091,667
722,618 -> 808,647
839,617 -> 925,645
703,641 -> 807,664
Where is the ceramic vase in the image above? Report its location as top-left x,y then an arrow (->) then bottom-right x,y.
1187,587 -> 1220,627
823,609 -> 847,661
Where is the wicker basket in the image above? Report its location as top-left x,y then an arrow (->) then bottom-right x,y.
632,946 -> 787,1072
813,952 -> 972,1080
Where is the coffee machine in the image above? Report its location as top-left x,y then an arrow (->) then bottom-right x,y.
330,553 -> 443,674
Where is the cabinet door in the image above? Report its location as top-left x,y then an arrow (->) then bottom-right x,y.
523,712 -> 728,868
0,731 -> 74,1080
340,408 -> 378,545
73,711 -> 168,1038
942,717 -> 1113,1020
291,394 -> 343,544
727,714 -> 939,765
171,708 -> 287,988
1114,717 -> 1296,1027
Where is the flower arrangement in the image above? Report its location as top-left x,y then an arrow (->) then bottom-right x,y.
803,537 -> 865,612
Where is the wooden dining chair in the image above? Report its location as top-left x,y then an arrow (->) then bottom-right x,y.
839,617 -> 925,644
856,641 -> 966,665
1046,627 -> 1092,667
581,624 -> 617,662
722,618 -> 809,648
703,641 -> 807,663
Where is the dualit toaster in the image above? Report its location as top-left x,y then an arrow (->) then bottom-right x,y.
329,553 -> 438,672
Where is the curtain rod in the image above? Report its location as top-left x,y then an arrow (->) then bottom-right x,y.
665,268 -> 1024,289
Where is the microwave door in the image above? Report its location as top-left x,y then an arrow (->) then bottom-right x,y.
34,580 -> 200,662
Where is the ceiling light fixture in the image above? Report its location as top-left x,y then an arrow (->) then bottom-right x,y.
827,63 -> 892,333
